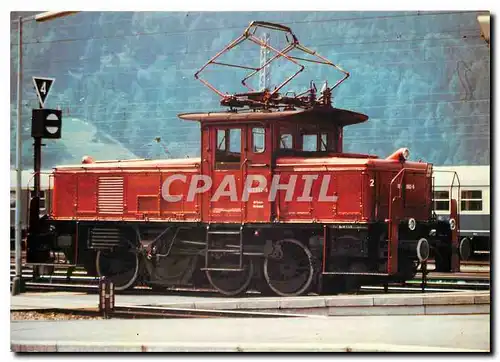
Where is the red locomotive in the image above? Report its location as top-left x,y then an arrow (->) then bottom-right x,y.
27,22 -> 467,296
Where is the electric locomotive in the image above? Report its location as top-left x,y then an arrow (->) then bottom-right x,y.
25,21 -> 469,296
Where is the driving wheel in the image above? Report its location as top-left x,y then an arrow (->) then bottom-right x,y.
264,238 -> 314,296
205,255 -> 254,296
96,248 -> 140,291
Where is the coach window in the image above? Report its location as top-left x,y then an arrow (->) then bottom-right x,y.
461,190 -> 482,211
215,128 -> 241,169
433,191 -> 449,211
10,191 -> 15,210
252,127 -> 265,153
31,190 -> 46,210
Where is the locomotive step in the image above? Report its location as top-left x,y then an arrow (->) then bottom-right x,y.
206,249 -> 241,253
200,267 -> 245,272
207,231 -> 241,235
323,272 -> 390,276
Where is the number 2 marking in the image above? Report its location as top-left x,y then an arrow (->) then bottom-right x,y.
370,179 -> 375,187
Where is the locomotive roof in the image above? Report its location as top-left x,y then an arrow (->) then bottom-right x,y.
53,157 -> 202,170
178,106 -> 368,127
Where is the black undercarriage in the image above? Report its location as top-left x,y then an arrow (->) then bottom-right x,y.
25,219 -> 457,297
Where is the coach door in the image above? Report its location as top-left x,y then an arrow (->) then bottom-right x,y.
243,124 -> 272,223
207,126 -> 245,223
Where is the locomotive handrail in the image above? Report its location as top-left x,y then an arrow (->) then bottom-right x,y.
386,166 -> 428,274
431,169 -> 461,216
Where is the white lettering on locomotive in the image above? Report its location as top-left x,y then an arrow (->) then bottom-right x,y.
161,174 -> 186,202
242,175 -> 267,201
297,174 -> 319,202
161,174 -> 342,203
211,175 -> 238,202
397,183 -> 416,190
318,175 -> 338,202
186,175 -> 212,202
268,174 -> 297,202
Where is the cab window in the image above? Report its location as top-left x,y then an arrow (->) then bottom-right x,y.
252,127 -> 265,153
302,134 -> 317,151
280,134 -> 293,149
302,132 -> 328,152
217,129 -> 226,151
320,133 -> 328,151
215,128 -> 241,169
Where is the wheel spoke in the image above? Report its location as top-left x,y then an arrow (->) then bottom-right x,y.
205,256 -> 254,296
264,239 -> 314,297
96,249 -> 139,291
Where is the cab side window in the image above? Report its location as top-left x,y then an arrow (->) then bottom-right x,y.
302,134 -> 317,151
217,129 -> 226,151
252,127 -> 265,153
320,133 -> 328,151
280,134 -> 293,149
215,128 -> 241,169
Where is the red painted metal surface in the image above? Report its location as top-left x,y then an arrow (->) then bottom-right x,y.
51,153 -> 430,226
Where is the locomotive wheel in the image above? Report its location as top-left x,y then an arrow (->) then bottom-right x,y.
205,257 -> 254,296
264,238 -> 314,297
96,248 -> 140,291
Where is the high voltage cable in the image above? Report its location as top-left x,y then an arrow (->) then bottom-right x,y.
16,39 -> 485,70
14,11 -> 479,46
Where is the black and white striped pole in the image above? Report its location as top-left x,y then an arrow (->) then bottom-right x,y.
99,277 -> 115,319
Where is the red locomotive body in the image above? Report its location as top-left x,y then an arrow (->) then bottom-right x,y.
27,21 -> 465,296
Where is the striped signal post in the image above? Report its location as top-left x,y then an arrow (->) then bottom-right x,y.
99,277 -> 115,319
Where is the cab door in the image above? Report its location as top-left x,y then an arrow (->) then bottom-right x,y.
207,126 -> 244,223
243,124 -> 272,223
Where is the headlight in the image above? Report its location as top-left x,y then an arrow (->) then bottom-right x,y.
449,218 -> 456,230
402,148 -> 410,160
416,238 -> 430,262
408,218 -> 416,231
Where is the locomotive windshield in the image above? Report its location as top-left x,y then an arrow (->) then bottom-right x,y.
277,121 -> 341,155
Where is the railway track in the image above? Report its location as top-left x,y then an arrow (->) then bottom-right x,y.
11,305 -> 312,319
10,264 -> 489,295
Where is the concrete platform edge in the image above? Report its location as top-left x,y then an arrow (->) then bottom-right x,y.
10,341 -> 490,353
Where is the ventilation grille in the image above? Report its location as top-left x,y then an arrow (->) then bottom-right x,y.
98,176 -> 124,214
89,227 -> 121,249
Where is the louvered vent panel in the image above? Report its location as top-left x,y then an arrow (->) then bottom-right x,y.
90,227 -> 121,249
98,176 -> 124,214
